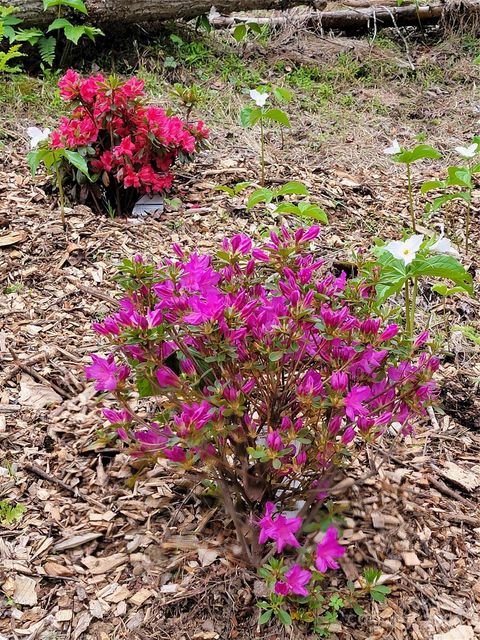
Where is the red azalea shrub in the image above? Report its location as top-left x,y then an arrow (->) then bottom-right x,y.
86,226 -> 438,572
50,70 -> 208,215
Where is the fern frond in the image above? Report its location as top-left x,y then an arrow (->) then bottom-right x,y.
37,35 -> 56,66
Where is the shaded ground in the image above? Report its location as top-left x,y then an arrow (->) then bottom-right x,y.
1,21 -> 480,640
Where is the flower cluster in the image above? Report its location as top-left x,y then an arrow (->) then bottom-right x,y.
49,70 -> 208,214
87,226 -> 438,564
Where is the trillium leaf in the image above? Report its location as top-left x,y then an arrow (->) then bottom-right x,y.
63,24 -> 86,45
274,203 -> 300,214
64,150 -> 91,178
273,87 -> 293,103
446,166 -> 472,188
428,191 -> 470,213
420,179 -> 445,194
233,23 -> 247,42
394,144 -> 442,164
46,18 -> 71,31
43,0 -> 88,14
276,181 -> 309,196
263,107 -> 290,127
409,256 -> 473,294
240,106 -> 262,128
431,283 -> 465,297
246,188 -> 273,209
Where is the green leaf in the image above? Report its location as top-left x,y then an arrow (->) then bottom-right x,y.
27,147 -> 55,175
263,107 -> 290,127
372,585 -> 391,594
431,283 -> 465,297
246,187 -> 273,209
233,23 -> 247,42
259,609 -> 272,625
420,179 -> 444,194
215,185 -> 235,197
234,181 -> 252,194
370,589 -> 386,603
136,376 -> 156,398
353,604 -> 365,617
446,166 -> 472,189
43,0 -> 88,14
297,202 -> 328,223
277,609 -> 292,626
409,255 -> 473,294
240,106 -> 262,128
273,87 -> 293,103
269,351 -> 284,362
272,458 -> 282,469
275,181 -> 309,196
37,35 -> 56,66
247,22 -> 262,34
63,23 -> 87,44
46,17 -> 71,31
394,144 -> 442,164
64,150 -> 91,178
427,192 -> 471,213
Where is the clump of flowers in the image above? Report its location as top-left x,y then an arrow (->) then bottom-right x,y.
47,70 -> 208,215
87,226 -> 438,628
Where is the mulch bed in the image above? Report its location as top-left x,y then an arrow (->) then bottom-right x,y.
1,94 -> 480,640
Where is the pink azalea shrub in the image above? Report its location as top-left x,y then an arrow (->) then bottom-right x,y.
49,70 -> 208,215
87,226 -> 437,625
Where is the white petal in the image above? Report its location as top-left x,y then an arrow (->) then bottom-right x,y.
405,234 -> 424,253
384,139 -> 401,155
430,237 -> 460,257
27,126 -> 42,139
384,240 -> 405,261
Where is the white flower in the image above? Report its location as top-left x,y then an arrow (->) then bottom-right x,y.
384,234 -> 424,265
27,126 -> 51,149
455,143 -> 477,158
249,89 -> 269,107
384,139 -> 401,155
430,226 -> 460,257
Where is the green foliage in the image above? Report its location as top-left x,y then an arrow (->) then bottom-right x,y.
215,181 -> 251,197
0,500 -> 26,525
0,6 -> 25,73
391,144 -> 442,165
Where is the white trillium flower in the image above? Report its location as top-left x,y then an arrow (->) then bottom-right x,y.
384,234 -> 424,265
384,139 -> 401,155
27,126 -> 51,149
455,142 -> 478,158
430,225 -> 460,257
249,89 -> 269,108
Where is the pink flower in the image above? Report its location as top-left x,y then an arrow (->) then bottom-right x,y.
156,365 -> 181,388
331,371 -> 348,392
266,430 -> 283,451
274,564 -> 312,597
257,503 -> 302,553
414,331 -> 429,348
379,324 -> 399,341
315,526 -> 345,572
85,354 -> 130,391
103,408 -> 131,423
341,426 -> 356,444
114,136 -> 136,158
344,385 -> 371,420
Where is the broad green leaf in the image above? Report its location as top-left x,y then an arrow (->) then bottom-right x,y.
263,107 -> 290,127
421,179 -> 444,194
409,255 -> 473,294
272,458 -> 282,469
274,203 -> 300,215
247,22 -> 262,34
427,192 -> 470,213
136,376 -> 156,398
273,86 -> 293,103
14,28 -> 44,44
246,187 -> 273,209
275,181 -> 309,196
240,106 -> 262,128
394,144 -> 441,164
297,202 -> 328,223
46,18 -> 71,31
64,150 -> 91,178
27,147 -> 54,175
234,181 -> 252,194
431,283 -> 465,297
269,351 -> 284,362
370,589 -> 386,603
445,166 -> 472,189
63,24 -> 86,44
43,0 -> 88,14
233,23 -> 247,42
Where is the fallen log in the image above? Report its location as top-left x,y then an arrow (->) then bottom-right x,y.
0,0 -> 323,28
210,4 -> 449,33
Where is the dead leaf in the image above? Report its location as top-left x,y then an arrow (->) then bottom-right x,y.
0,230 -> 27,247
197,547 -> 218,567
13,576 -> 37,606
439,462 -> 480,492
433,626 -> 474,640
72,611 -> 92,640
43,561 -> 73,577
129,587 -> 154,606
18,375 -> 62,409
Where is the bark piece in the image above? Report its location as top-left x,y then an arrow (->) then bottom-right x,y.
54,532 -> 102,551
13,576 -> 37,606
433,626 -> 474,640
439,462 -> 480,492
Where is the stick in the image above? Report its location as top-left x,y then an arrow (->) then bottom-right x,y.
63,275 -> 118,306
23,462 -> 77,495
7,347 -> 69,399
